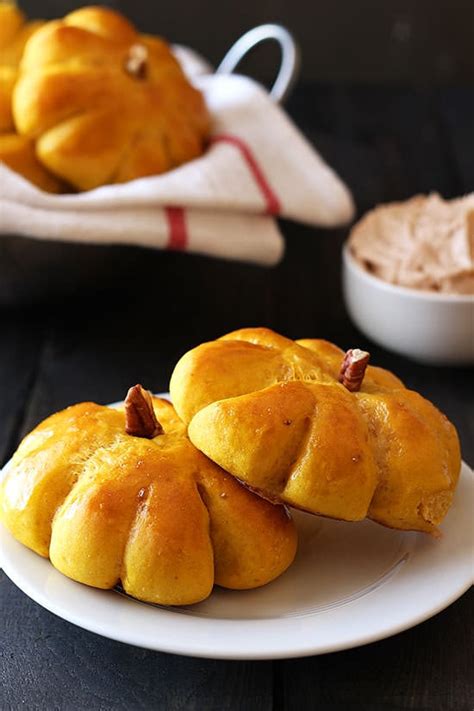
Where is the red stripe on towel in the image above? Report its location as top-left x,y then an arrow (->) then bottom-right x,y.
210,134 -> 281,215
165,206 -> 188,251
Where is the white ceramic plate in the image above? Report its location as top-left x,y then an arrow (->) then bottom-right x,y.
1,398 -> 472,659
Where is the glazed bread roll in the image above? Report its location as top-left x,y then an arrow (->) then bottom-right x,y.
0,2 -> 43,132
170,328 -> 461,535
13,6 -> 211,190
0,388 -> 297,605
0,3 -> 62,190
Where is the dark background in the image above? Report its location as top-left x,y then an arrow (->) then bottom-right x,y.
1,2 -> 473,710
22,0 -> 474,85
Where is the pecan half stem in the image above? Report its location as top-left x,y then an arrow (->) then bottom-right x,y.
124,43 -> 148,79
339,349 -> 370,392
125,384 -> 163,438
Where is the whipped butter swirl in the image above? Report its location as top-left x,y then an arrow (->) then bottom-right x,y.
349,193 -> 474,294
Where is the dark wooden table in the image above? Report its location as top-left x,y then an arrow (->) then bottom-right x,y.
1,86 -> 473,710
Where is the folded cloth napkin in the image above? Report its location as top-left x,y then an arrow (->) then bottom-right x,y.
0,48 -> 354,266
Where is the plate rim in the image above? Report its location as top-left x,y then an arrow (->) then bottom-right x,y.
0,518 -> 472,660
1,396 -> 473,659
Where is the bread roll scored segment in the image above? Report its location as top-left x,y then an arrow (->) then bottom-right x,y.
188,381 -> 378,522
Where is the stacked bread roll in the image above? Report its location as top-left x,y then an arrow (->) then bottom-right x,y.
0,328 -> 461,605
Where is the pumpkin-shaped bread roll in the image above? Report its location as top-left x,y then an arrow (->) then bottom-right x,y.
13,6 -> 210,190
0,1 -> 43,132
0,3 -> 62,191
0,387 -> 297,605
170,328 -> 461,535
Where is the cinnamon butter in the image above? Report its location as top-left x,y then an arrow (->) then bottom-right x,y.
349,193 -> 474,294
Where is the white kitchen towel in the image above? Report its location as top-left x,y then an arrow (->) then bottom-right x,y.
0,51 -> 354,266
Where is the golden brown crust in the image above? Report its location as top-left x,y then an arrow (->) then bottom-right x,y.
12,6 -> 211,190
0,395 -> 296,605
171,327 -> 461,534
0,133 -> 64,191
0,3 -> 44,132
0,5 -> 64,191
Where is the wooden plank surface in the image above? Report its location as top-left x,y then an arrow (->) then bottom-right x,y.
1,86 -> 473,711
0,313 -> 44,464
0,572 -> 273,711
278,589 -> 473,711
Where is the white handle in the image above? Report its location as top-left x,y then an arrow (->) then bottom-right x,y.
216,24 -> 300,104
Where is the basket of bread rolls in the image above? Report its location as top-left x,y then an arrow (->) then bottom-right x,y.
0,2 -> 357,305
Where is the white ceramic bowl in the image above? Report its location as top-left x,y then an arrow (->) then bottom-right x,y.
342,244 -> 474,365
